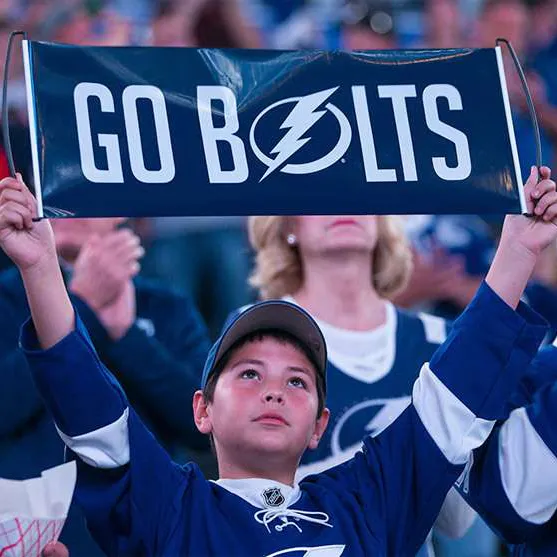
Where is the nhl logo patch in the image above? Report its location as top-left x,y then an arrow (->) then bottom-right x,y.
262,487 -> 285,507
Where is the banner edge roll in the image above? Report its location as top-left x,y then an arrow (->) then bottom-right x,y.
495,45 -> 527,214
22,39 -> 43,219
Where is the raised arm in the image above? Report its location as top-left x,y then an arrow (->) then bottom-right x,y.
0,175 -> 74,347
332,166 -> 557,554
0,175 -> 186,554
486,166 -> 557,309
456,345 -> 557,546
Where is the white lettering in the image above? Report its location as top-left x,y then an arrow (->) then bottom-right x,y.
423,84 -> 471,181
378,85 -> 418,181
197,86 -> 248,183
74,82 -> 123,183
122,85 -> 175,183
351,86 -> 396,182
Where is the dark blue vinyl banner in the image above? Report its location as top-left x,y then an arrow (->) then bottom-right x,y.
22,41 -> 525,217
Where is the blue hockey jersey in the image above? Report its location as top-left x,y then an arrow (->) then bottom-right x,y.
296,302 -> 447,475
22,283 -> 547,557
458,344 -> 557,556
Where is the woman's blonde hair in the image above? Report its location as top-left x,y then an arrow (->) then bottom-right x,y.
248,216 -> 413,300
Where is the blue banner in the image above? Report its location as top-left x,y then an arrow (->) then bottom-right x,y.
22,42 -> 525,217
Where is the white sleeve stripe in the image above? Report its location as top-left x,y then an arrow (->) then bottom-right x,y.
418,313 -> 448,344
56,408 -> 130,469
500,407 -> 557,524
412,364 -> 495,465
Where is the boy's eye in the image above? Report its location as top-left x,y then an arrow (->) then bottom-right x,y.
240,369 -> 260,380
289,377 -> 307,389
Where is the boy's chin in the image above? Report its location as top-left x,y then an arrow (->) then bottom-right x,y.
247,431 -> 306,456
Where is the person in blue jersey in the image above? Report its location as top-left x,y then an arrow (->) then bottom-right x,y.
0,211 -> 211,556
455,340 -> 557,557
246,214 -> 476,552
0,167 -> 555,557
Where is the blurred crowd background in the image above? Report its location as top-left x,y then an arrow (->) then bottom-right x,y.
0,1 -> 556,556
1,0 -> 557,338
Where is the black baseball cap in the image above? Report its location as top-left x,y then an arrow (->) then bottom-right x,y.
200,300 -> 327,393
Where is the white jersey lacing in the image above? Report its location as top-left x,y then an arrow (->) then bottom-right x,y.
254,508 -> 333,533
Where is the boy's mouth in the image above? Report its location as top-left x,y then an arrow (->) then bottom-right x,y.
253,413 -> 289,426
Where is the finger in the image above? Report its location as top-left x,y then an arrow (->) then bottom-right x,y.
105,239 -> 142,262
534,187 -> 557,216
532,177 -> 556,201
113,260 -> 141,281
102,229 -> 140,250
15,173 -> 39,216
0,176 -> 23,194
539,166 -> 552,181
112,244 -> 145,263
118,245 -> 145,262
2,200 -> 34,227
542,202 -> 557,222
0,207 -> 25,230
524,166 -> 539,214
0,187 -> 31,209
128,261 -> 141,276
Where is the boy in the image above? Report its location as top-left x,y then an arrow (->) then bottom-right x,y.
0,167 -> 555,556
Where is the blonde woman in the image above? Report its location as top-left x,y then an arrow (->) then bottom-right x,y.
245,215 -> 477,557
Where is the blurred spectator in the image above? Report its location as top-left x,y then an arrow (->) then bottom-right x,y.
195,0 -> 261,48
423,0 -> 465,48
526,0 -> 557,168
342,0 -> 397,49
139,216 -> 255,340
238,0 -> 342,48
48,2 -> 132,46
526,0 -> 557,64
151,0 -> 260,48
399,215 -> 496,319
0,217 -> 212,555
150,0 -> 202,46
473,0 -> 556,178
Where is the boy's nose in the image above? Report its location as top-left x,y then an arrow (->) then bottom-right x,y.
263,391 -> 284,404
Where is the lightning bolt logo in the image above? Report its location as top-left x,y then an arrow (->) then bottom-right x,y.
364,397 -> 411,437
259,87 -> 339,182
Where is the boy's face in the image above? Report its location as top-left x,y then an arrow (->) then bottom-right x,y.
194,338 -> 329,466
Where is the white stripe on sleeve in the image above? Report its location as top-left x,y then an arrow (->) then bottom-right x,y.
412,363 -> 494,465
500,407 -> 557,524
56,408 -> 130,468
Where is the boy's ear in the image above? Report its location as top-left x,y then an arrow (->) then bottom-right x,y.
308,407 -> 330,450
193,390 -> 213,435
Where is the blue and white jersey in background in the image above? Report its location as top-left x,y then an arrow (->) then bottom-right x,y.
289,298 -> 448,476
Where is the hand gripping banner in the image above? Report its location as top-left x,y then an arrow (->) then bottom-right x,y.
20,41 -> 526,217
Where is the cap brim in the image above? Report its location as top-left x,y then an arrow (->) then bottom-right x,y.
213,301 -> 327,383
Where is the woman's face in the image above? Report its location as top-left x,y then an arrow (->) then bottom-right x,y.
291,216 -> 379,258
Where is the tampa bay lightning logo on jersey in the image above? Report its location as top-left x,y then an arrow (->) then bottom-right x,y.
265,545 -> 346,557
331,397 -> 411,457
263,487 -> 286,507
